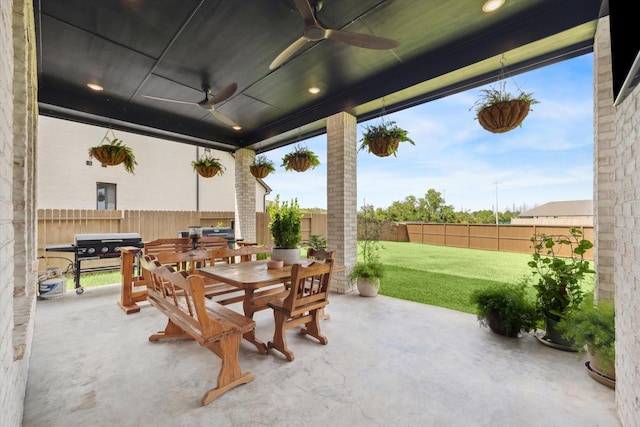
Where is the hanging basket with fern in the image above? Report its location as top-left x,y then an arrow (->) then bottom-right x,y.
477,99 -> 532,134
471,67 -> 539,134
250,154 -> 276,178
359,120 -> 414,158
88,135 -> 137,174
192,150 -> 226,178
281,144 -> 320,172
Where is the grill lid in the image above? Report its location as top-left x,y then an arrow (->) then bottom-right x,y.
75,233 -> 142,245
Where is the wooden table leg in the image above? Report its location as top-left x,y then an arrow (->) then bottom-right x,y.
118,247 -> 145,314
241,289 -> 269,354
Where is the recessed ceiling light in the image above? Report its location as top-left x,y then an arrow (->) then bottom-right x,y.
232,125 -> 242,131
87,83 -> 104,91
482,0 -> 505,13
308,87 -> 320,94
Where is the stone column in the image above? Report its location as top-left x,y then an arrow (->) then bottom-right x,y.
593,17 -> 615,301
326,112 -> 358,293
234,148 -> 257,243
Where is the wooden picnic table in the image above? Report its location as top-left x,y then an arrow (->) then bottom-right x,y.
199,259 -> 344,354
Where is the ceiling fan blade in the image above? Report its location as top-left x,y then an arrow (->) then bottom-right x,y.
293,0 -> 317,26
142,95 -> 198,105
210,109 -> 237,127
327,29 -> 399,50
269,36 -> 310,70
208,82 -> 238,105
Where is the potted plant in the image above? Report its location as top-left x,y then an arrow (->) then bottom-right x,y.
469,278 -> 539,337
557,292 -> 616,388
267,195 -> 302,265
528,227 -> 593,349
250,154 -> 276,178
359,119 -> 415,157
348,203 -> 384,297
191,151 -> 226,178
471,80 -> 539,134
88,138 -> 137,174
281,144 -> 320,172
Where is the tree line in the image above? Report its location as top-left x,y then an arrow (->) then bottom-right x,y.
369,189 -> 520,224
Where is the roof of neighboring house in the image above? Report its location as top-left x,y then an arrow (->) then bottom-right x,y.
518,200 -> 593,218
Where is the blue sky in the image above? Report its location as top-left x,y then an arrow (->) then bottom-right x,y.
262,53 -> 594,212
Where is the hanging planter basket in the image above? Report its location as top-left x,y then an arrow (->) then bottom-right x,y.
477,99 -> 531,134
91,146 -> 127,166
368,137 -> 400,157
195,165 -> 222,178
250,165 -> 271,178
287,156 -> 312,172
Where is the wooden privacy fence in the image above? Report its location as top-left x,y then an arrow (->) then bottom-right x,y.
37,209 -> 329,248
404,223 -> 594,260
37,210 -> 593,274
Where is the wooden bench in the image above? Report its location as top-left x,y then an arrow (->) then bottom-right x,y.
141,256 -> 255,405
118,237 -> 241,314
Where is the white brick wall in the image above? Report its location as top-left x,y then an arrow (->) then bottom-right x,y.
611,58 -> 640,427
326,112 -> 358,293
593,17 -> 616,302
1,1 -> 38,426
234,148 -> 257,242
37,117 -> 241,212
595,16 -> 640,424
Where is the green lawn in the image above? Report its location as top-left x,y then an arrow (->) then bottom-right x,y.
375,242 -> 593,314
64,242 -> 594,315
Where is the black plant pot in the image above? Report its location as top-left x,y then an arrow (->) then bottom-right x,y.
536,316 -> 579,351
487,312 -> 520,338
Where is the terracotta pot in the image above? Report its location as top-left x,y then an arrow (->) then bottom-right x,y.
368,137 -> 399,157
477,99 -> 530,133
195,165 -> 221,178
92,147 -> 126,166
250,165 -> 271,178
287,156 -> 312,172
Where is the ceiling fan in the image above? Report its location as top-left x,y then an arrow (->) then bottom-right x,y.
269,0 -> 399,70
143,82 -> 238,127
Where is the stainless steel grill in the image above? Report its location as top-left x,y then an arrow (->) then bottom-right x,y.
45,233 -> 143,294
178,227 -> 238,248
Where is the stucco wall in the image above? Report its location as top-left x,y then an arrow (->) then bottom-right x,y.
37,116 -> 266,212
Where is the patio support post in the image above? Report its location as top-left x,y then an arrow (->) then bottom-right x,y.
326,112 -> 357,293
234,148 -> 257,243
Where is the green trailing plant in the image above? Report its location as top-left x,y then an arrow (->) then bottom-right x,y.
349,203 -> 384,281
469,277 -> 539,337
267,195 -> 302,249
191,151 -> 226,175
359,119 -> 415,157
88,138 -> 137,174
558,292 -> 615,375
281,144 -> 321,171
528,228 -> 593,321
251,154 -> 276,173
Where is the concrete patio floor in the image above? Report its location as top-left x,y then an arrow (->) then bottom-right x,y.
22,283 -> 620,426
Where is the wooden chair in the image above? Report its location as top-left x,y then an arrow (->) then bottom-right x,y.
267,260 -> 334,361
306,248 -> 335,320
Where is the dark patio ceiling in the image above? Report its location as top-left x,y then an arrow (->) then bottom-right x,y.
34,0 -> 608,154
